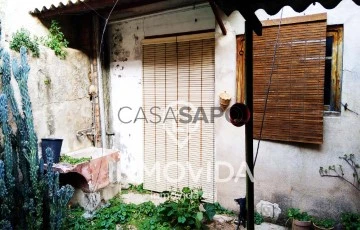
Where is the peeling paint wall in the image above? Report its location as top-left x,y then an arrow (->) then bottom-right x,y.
108,5 -> 215,184
0,0 -> 93,153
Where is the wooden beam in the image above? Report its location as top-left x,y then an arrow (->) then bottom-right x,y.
236,35 -> 245,103
208,0 -> 226,35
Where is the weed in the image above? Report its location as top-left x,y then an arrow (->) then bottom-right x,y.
42,20 -> 69,59
10,28 -> 40,57
125,183 -> 150,194
255,212 -> 264,225
60,155 -> 91,165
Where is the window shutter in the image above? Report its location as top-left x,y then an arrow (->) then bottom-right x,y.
253,14 -> 327,144
143,34 -> 215,201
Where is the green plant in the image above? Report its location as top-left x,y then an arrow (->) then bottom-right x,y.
137,201 -> 157,217
126,183 -> 150,194
212,201 -> 235,215
62,205 -> 92,230
10,28 -> 40,57
312,217 -> 335,228
60,155 -> 91,165
287,208 -> 312,222
0,45 -> 74,229
341,212 -> 360,230
95,202 -> 133,229
138,216 -> 171,230
255,212 -> 264,225
44,77 -> 51,85
320,154 -> 360,192
42,20 -> 69,59
157,187 -> 213,229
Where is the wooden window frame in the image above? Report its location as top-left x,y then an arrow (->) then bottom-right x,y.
324,25 -> 343,113
240,13 -> 327,144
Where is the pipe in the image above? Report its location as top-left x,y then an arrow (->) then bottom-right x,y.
94,15 -> 107,149
245,21 -> 254,230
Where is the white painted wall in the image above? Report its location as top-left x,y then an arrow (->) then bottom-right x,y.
108,4 -> 215,184
108,0 -> 360,218
252,0 -> 360,217
215,0 -> 360,218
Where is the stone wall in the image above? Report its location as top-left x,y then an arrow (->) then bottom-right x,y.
0,0 -> 94,153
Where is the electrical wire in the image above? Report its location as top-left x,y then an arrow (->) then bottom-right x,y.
254,9 -> 284,167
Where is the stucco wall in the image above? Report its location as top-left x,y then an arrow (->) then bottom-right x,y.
0,0 -> 93,153
108,0 -> 360,218
216,0 -> 360,218
252,0 -> 360,217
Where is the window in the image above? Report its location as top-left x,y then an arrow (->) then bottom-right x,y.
249,13 -> 328,144
142,33 -> 215,201
324,25 -> 343,112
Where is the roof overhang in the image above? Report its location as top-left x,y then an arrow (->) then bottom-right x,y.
31,0 -> 207,18
32,0 -> 360,34
214,0 -> 360,35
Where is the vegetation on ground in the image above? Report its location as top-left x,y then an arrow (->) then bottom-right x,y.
254,212 -> 264,225
341,212 -> 360,230
60,155 -> 91,165
212,201 -> 235,216
122,183 -> 151,194
63,187 -> 235,230
10,28 -> 40,57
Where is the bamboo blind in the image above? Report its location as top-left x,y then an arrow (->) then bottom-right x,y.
142,34 -> 215,201
253,14 -> 327,144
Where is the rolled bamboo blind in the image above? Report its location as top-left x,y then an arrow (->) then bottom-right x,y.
253,14 -> 327,144
143,34 -> 215,201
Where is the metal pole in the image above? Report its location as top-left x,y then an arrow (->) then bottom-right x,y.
94,15 -> 107,149
245,21 -> 255,230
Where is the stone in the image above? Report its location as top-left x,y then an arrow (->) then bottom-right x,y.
82,211 -> 95,219
256,200 -> 281,221
121,182 -> 130,189
213,214 -> 235,223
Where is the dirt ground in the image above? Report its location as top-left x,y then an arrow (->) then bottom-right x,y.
206,221 -> 239,230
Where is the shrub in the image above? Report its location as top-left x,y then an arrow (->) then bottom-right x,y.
157,187 -> 214,229
341,212 -> 360,230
